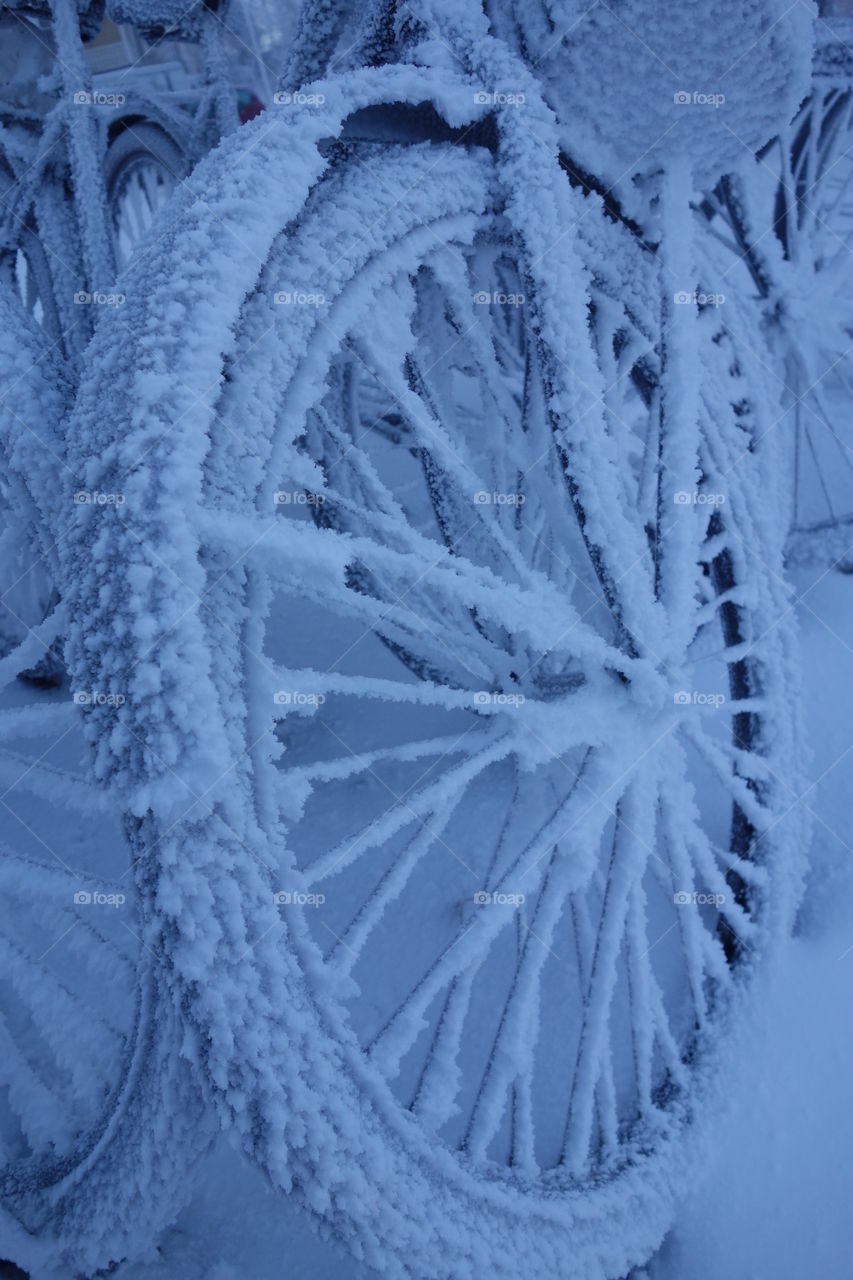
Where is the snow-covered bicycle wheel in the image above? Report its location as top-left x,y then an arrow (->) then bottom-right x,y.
28,52 -> 807,1275
0,299 -> 136,1230
235,143 -> 803,1221
0,155 -> 64,347
104,121 -> 187,272
698,25 -> 853,567
783,58 -> 853,563
0,289 -> 214,1278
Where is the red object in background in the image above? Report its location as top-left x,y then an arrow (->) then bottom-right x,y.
237,88 -> 264,124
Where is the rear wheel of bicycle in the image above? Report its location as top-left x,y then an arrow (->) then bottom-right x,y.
0,167 -> 67,678
0,288 -> 210,1277
784,81 -> 853,563
104,122 -> 186,272
0,157 -> 64,346
699,78 -> 853,566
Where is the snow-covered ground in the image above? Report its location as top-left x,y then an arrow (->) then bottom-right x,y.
661,566 -> 853,1280
107,569 -> 853,1279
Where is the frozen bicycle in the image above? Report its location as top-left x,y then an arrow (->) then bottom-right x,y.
0,1 -> 814,1277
